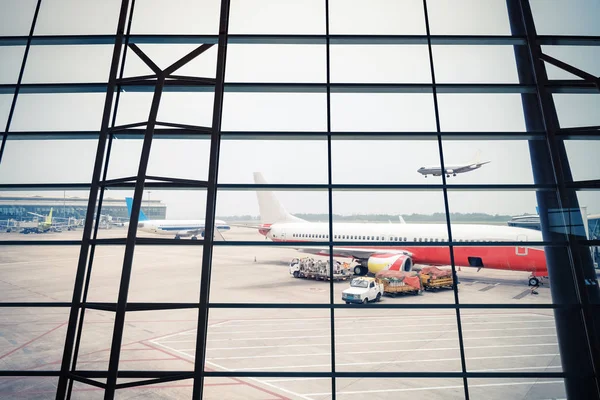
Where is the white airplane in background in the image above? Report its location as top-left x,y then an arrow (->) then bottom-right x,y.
125,197 -> 230,240
418,151 -> 491,178
251,172 -> 548,286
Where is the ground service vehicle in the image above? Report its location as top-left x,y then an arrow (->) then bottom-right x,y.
289,257 -> 353,281
342,277 -> 384,304
376,270 -> 423,296
420,266 -> 456,291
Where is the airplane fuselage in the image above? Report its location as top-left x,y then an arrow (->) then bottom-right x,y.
418,163 -> 484,177
263,222 -> 547,275
137,219 -> 230,237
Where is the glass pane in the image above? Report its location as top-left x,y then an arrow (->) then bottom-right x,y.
22,45 -> 113,83
0,245 -> 78,301
0,377 -> 59,399
34,0 -> 121,35
438,94 -> 526,132
0,308 -> 68,370
76,310 -> 115,372
564,139 -> 600,183
335,309 -> 462,372
0,0 -> 37,36
468,378 -> 565,400
0,139 -> 98,184
0,46 -> 25,84
332,139 -> 442,184
335,378 -> 465,399
330,45 -> 431,83
226,44 -> 326,83
428,0 -> 510,35
331,94 -> 436,132
223,93 -> 327,131
463,309 -> 560,374
542,46 -> 600,81
0,93 -> 15,129
10,94 -> 105,132
204,308 -> 331,372
128,246 -> 203,303
531,0 -> 600,36
119,309 -> 198,371
441,139 -> 536,184
229,0 -> 325,34
218,140 -> 328,184
130,0 -> 220,34
553,94 -> 600,130
329,0 -> 425,35
433,46 -> 518,83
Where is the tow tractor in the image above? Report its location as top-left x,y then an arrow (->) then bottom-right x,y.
342,277 -> 384,304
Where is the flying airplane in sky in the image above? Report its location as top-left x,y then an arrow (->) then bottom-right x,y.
417,151 -> 491,178
252,172 -> 547,286
125,197 -> 230,240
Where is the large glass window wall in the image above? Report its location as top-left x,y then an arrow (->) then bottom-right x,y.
0,0 -> 598,399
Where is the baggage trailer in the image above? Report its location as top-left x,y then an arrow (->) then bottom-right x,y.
419,266 -> 457,291
289,257 -> 353,281
375,270 -> 423,297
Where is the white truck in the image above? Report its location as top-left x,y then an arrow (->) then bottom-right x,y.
289,257 -> 353,281
341,277 -> 384,304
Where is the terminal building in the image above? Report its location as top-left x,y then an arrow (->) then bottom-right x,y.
0,195 -> 166,221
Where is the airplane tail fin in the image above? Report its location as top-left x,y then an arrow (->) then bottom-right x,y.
398,215 -> 407,224
46,208 -> 53,225
125,197 -> 148,221
253,172 -> 306,224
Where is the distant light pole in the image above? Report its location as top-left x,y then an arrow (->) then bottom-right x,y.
147,191 -> 152,218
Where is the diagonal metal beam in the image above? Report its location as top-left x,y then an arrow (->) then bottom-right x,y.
128,43 -> 162,75
55,1 -> 131,398
163,43 -> 214,76
540,53 -> 600,89
192,0 -> 230,398
103,76 -> 166,399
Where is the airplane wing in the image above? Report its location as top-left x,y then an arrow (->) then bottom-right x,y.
293,245 -> 412,260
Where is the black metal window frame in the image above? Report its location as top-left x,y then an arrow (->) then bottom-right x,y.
0,0 -> 599,399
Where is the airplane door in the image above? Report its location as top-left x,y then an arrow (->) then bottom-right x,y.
516,234 -> 528,256
280,230 -> 286,240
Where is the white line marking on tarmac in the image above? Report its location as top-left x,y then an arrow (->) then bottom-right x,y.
472,365 -> 562,372
184,319 -> 551,336
303,380 -> 564,396
197,324 -> 557,343
0,254 -> 120,266
195,333 -> 559,351
235,353 -> 559,371
204,359 -> 316,400
210,313 -> 553,327
206,343 -> 558,361
260,378 -> 329,383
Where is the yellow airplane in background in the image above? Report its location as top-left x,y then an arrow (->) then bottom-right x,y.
21,208 -> 79,234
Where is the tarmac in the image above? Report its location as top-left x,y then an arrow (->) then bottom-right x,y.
0,226 -> 564,399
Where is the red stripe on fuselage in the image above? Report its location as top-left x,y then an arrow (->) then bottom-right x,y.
271,239 -> 548,275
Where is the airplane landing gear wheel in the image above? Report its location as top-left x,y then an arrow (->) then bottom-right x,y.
175,235 -> 181,240
191,236 -> 198,241
528,277 -> 540,287
352,266 -> 368,276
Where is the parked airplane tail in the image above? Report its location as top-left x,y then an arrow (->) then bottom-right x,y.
253,172 -> 306,224
125,197 -> 148,221
46,208 -> 53,225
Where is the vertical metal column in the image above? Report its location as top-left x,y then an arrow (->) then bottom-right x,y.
507,1 -> 600,398
56,1 -> 131,398
324,1 -> 337,398
192,0 -> 231,398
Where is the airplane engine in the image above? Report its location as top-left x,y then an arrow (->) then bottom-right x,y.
367,253 -> 413,274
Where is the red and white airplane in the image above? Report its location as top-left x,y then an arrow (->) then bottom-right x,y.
253,173 -> 548,286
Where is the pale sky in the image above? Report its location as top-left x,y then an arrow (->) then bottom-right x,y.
0,0 -> 599,219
